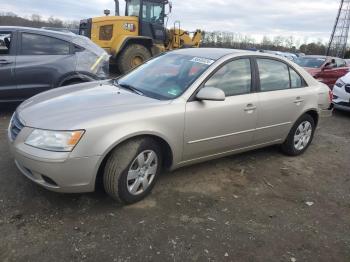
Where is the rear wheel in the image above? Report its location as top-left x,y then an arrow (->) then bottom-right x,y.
281,114 -> 315,156
117,44 -> 151,74
103,137 -> 162,204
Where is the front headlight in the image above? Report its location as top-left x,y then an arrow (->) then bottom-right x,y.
335,79 -> 345,87
25,129 -> 85,152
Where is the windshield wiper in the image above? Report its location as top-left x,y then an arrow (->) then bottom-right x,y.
114,81 -> 144,96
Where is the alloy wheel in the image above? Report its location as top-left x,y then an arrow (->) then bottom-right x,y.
294,121 -> 313,151
127,150 -> 158,196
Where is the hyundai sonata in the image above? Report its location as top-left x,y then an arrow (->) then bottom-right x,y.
8,48 -> 332,204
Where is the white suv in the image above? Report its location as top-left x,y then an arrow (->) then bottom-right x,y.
333,73 -> 350,111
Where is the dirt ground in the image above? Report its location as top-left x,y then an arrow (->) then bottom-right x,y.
0,106 -> 350,262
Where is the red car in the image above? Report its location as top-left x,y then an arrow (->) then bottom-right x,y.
295,55 -> 350,88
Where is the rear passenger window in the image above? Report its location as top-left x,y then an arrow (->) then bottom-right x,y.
0,32 -> 12,55
205,59 -> 252,96
289,67 -> 303,88
257,59 -> 290,91
21,33 -> 70,55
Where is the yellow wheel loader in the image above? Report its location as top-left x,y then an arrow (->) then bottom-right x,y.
79,0 -> 202,74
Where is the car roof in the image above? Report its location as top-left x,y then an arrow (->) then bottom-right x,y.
171,48 -> 254,60
0,26 -> 74,41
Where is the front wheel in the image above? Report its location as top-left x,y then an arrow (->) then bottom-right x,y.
103,138 -> 162,204
281,114 -> 315,156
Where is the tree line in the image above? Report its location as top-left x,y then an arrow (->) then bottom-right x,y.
0,12 -> 79,29
201,31 -> 329,56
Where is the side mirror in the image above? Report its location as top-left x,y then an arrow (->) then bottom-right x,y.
196,87 -> 225,101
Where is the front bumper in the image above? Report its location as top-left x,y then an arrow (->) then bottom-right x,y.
333,102 -> 350,112
8,126 -> 101,193
333,85 -> 350,112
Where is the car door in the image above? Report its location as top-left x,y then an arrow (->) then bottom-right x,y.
183,58 -> 258,161
15,32 -> 75,100
0,30 -> 17,102
255,58 -> 310,144
335,58 -> 350,80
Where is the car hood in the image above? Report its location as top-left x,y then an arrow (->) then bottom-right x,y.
17,80 -> 169,130
339,72 -> 350,83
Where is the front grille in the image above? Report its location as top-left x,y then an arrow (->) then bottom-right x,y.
10,113 -> 24,141
345,85 -> 350,93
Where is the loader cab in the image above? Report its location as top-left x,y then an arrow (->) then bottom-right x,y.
126,0 -> 168,44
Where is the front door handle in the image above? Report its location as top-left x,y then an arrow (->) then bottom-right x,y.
244,104 -> 257,112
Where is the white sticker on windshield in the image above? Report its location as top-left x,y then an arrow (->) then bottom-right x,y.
191,57 -> 215,65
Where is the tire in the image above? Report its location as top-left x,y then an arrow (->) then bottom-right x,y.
281,114 -> 316,156
103,137 -> 162,204
117,44 -> 151,74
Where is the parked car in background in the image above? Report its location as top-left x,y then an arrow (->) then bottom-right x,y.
0,26 -> 109,103
8,48 -> 332,204
259,50 -> 297,62
279,52 -> 298,61
295,55 -> 349,88
333,73 -> 350,111
41,27 -> 79,35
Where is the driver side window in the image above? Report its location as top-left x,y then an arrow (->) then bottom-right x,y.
142,2 -> 164,24
204,59 -> 252,96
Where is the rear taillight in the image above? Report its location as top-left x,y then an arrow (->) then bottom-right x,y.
329,89 -> 333,102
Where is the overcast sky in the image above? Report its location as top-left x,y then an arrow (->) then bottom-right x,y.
0,0 -> 341,42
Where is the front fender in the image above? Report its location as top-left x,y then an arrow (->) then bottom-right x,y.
70,103 -> 186,170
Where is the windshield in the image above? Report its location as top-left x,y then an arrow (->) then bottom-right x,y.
127,0 -> 141,16
116,53 -> 215,100
295,57 -> 326,68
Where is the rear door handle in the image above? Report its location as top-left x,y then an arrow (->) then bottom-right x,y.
244,104 -> 257,112
0,60 -> 12,65
294,97 -> 304,103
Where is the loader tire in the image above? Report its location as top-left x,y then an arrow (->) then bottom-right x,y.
118,44 -> 151,74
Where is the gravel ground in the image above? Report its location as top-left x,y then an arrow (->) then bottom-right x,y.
0,106 -> 350,262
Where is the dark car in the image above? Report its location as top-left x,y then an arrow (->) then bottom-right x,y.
41,27 -> 79,35
295,55 -> 349,88
0,26 -> 109,103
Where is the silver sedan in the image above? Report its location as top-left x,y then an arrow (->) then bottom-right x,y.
8,48 -> 332,204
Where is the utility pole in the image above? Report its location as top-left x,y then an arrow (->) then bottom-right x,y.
326,0 -> 350,58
